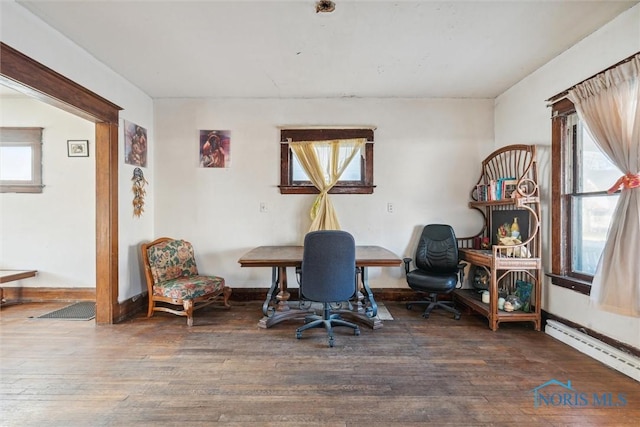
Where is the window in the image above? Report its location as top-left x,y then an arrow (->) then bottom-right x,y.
550,100 -> 619,293
0,127 -> 43,193
279,128 -> 375,194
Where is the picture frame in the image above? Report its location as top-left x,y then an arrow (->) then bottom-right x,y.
500,178 -> 519,199
67,140 -> 89,157
491,209 -> 530,246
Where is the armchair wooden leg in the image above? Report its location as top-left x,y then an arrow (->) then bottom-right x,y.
183,299 -> 194,327
222,286 -> 232,308
147,298 -> 155,318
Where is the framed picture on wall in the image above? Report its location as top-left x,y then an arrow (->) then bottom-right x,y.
199,130 -> 231,168
124,120 -> 148,167
67,140 -> 89,157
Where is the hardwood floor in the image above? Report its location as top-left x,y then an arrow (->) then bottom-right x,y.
1,300 -> 638,426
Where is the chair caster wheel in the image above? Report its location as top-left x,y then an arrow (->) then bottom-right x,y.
354,328 -> 361,336
329,338 -> 335,347
406,303 -> 413,310
422,313 -> 430,319
454,314 -> 461,320
296,331 -> 302,339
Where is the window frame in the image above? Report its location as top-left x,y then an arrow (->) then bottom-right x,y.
0,127 -> 44,193
279,128 -> 375,194
549,99 -> 620,295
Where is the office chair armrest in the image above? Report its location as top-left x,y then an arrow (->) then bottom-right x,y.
295,266 -> 301,285
403,257 -> 412,274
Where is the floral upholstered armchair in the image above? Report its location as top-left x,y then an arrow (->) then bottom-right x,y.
141,237 -> 231,326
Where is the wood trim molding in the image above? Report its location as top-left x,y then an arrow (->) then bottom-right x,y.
0,43 -> 120,123
1,287 -> 96,302
1,42 -> 122,324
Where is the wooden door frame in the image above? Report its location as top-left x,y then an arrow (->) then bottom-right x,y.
0,42 -> 122,324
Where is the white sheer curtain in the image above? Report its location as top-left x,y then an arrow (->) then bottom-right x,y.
568,54 -> 640,317
290,138 -> 365,231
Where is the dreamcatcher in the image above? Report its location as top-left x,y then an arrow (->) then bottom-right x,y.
131,167 -> 148,217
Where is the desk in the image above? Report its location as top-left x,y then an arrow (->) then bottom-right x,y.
0,270 -> 37,306
238,245 -> 401,329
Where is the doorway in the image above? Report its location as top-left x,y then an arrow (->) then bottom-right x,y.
1,42 -> 121,323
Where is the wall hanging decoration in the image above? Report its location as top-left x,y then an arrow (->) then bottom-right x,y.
124,120 -> 148,167
199,130 -> 230,168
67,140 -> 89,157
131,167 -> 148,217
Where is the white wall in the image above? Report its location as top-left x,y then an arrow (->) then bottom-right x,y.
494,4 -> 640,348
1,1 -> 155,301
154,97 -> 494,289
1,96 -> 95,287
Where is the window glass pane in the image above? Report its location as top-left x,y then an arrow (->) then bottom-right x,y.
571,194 -> 618,275
292,145 -> 362,182
577,123 -> 620,192
0,146 -> 32,180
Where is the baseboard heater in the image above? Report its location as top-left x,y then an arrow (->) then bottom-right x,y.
545,320 -> 640,382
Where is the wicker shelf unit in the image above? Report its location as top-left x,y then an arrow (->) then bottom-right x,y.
454,144 -> 542,331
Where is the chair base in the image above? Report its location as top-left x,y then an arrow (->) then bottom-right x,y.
406,293 -> 461,320
295,304 -> 360,347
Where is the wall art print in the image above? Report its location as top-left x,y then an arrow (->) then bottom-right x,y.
124,120 -> 148,167
199,130 -> 230,168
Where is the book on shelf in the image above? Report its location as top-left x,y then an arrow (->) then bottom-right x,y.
476,177 -> 516,201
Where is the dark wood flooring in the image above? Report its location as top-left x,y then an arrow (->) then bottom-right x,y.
1,300 -> 639,426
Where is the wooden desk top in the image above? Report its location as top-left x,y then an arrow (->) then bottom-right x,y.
238,245 -> 401,268
0,270 -> 37,283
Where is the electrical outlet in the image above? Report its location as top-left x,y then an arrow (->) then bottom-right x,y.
387,202 -> 394,213
260,202 -> 268,213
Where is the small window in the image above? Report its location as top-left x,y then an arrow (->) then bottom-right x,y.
0,127 -> 43,193
280,128 -> 375,194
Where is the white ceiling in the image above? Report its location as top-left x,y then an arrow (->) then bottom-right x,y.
15,0 -> 640,99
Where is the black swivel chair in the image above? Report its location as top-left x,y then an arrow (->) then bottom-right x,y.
404,224 -> 466,320
295,230 -> 361,347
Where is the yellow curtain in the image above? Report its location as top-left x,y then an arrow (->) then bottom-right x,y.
290,138 -> 365,231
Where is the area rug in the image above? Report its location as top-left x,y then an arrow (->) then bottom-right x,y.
307,302 -> 394,320
37,302 -> 96,320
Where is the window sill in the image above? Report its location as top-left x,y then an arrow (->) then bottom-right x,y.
546,273 -> 591,296
278,185 -> 375,195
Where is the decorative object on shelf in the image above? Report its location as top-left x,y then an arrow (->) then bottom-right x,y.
505,294 -> 523,311
481,237 -> 490,249
67,140 -> 89,157
471,265 -> 490,290
481,290 -> 490,304
131,167 -> 147,218
498,297 -> 506,310
124,120 -> 147,167
515,280 -> 533,312
492,209 -> 529,245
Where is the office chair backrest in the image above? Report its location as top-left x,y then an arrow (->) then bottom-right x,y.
415,224 -> 459,274
301,230 -> 357,303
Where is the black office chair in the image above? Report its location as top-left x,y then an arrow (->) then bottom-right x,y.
295,230 -> 361,347
404,224 -> 466,320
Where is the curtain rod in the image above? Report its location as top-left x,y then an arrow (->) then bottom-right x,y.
547,51 -> 639,104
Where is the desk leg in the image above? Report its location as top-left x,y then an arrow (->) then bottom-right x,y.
258,266 -> 308,329
339,266 -> 383,330
261,266 -> 280,317
275,267 -> 290,312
